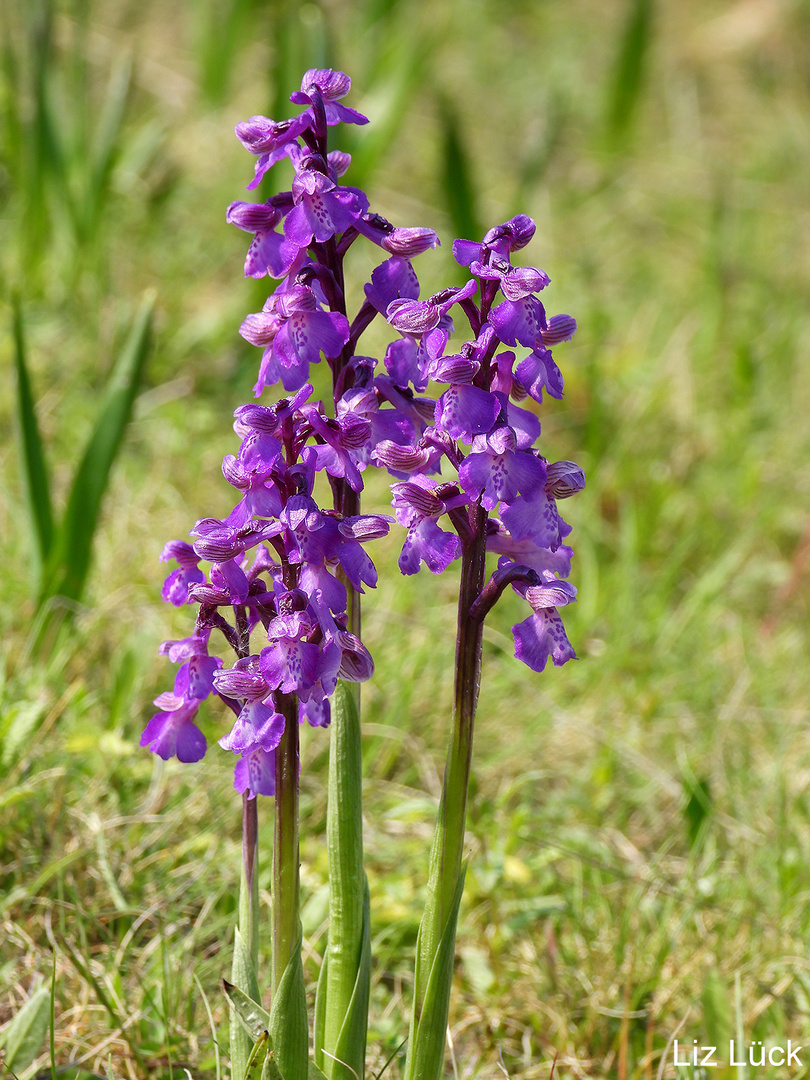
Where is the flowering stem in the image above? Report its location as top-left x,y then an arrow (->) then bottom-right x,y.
270,689 -> 309,1080
272,690 -> 300,994
316,324 -> 369,1076
406,505 -> 488,1080
240,793 -> 259,967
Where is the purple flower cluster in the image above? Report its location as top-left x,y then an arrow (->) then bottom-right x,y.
144,68 -> 584,793
375,215 -> 586,669
143,384 -> 390,796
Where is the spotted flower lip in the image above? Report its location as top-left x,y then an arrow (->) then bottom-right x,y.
285,172 -> 369,248
160,541 -> 205,606
240,285 -> 351,395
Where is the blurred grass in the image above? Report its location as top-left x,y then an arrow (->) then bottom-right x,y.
1,0 -> 809,1077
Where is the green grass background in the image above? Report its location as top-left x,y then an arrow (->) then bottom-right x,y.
1,0 -> 810,1077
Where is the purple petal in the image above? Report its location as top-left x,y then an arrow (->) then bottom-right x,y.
513,609 -> 576,672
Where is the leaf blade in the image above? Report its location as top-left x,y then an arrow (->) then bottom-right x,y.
12,295 -> 54,572
3,984 -> 50,1071
44,292 -> 154,604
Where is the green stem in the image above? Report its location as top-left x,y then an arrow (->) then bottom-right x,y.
407,505 -> 488,1077
241,794 -> 259,966
230,794 -> 260,1080
268,689 -> 309,1080
273,691 -> 300,994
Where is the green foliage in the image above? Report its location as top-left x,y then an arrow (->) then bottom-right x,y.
223,978 -> 271,1041
12,295 -> 54,572
319,681 -> 369,1080
605,0 -> 655,146
438,97 -> 480,249
404,864 -> 467,1080
42,293 -> 154,607
268,940 -> 309,1080
0,984 -> 50,1073
11,294 -> 154,629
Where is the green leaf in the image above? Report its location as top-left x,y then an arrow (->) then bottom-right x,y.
308,1061 -> 328,1080
703,968 -> 732,1054
320,680 -> 368,1078
83,51 -> 132,240
330,878 -> 371,1080
268,934 -> 309,1080
222,979 -> 271,1041
244,1031 -> 271,1080
261,1051 -> 284,1080
313,950 -> 328,1072
50,951 -> 57,1078
2,984 -> 51,1071
405,863 -> 467,1080
12,295 -> 54,572
195,974 -> 222,1080
229,927 -> 262,1080
438,97 -> 480,248
606,0 -> 655,146
43,292 -> 154,605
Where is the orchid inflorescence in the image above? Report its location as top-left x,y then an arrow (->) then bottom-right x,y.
143,68 -> 583,794
142,66 -> 585,1080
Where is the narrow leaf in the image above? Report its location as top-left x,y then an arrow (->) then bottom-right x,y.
50,951 -> 56,1079
406,863 -> 468,1080
262,1051 -> 284,1080
244,1031 -> 271,1080
43,293 -> 153,604
313,950 -> 328,1072
268,935 -> 309,1080
322,680 -> 368,1077
84,51 -> 132,239
331,878 -> 372,1080
439,97 -> 480,247
222,979 -> 271,1041
3,985 -> 51,1070
12,295 -> 54,570
195,974 -> 222,1080
308,1063 -> 328,1080
230,927 -> 262,1080
606,0 -> 655,145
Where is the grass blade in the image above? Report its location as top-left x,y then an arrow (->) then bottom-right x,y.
606,0 -> 655,146
12,294 -> 54,572
43,292 -> 154,605
439,96 -> 480,246
195,974 -> 222,1080
83,50 -> 133,241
